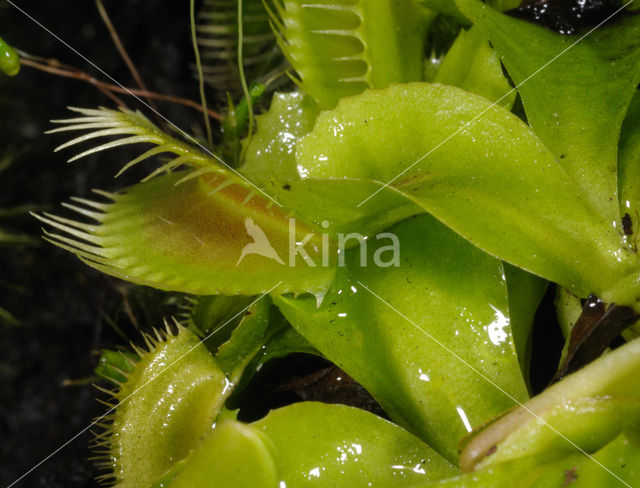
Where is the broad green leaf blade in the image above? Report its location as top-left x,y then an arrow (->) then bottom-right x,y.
457,0 -> 640,225
460,336 -> 640,471
156,420 -> 279,488
504,263 -> 547,384
276,214 -> 529,462
414,429 -> 640,487
265,177 -> 422,238
238,91 -> 418,240
296,82 -> 638,301
102,326 -> 228,488
252,402 -> 458,485
434,25 -> 515,108
240,91 -> 319,185
432,22 -> 543,384
37,172 -> 335,296
619,93 -> 640,245
270,0 -> 429,109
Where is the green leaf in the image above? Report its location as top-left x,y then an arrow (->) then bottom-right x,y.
36,171 -> 335,296
619,93 -> 640,246
434,25 -> 515,108
418,0 -> 470,25
250,324 -> 319,363
196,0 -> 286,93
457,0 -> 640,226
181,293 -> 321,409
460,336 -> 640,471
555,286 -> 583,340
214,297 -> 288,377
240,91 -> 319,185
430,20 -> 543,386
504,264 -> 547,384
156,420 -> 279,488
475,396 -> 640,468
99,326 -> 228,488
296,82 -> 638,303
264,177 -> 422,238
98,296 -> 291,486
276,214 -> 529,462
252,402 -> 458,485
414,429 -> 640,487
268,0 -> 429,109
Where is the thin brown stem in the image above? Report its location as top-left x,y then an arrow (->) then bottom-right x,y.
20,57 -> 222,120
95,0 -> 157,111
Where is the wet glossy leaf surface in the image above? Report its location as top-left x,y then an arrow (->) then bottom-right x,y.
158,420 -> 279,488
214,297 -> 288,378
276,214 -> 528,462
253,402 -> 458,486
458,0 -> 640,225
619,93 -> 640,243
414,429 -> 640,487
296,82 -> 638,303
240,91 -> 319,185
108,327 -> 227,487
460,336 -> 640,471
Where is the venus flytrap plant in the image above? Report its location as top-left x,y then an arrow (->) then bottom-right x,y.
93,297 -> 291,487
459,335 -> 640,469
457,0 -> 640,227
93,324 -> 229,487
5,0 -> 640,485
275,214 -> 531,462
266,0 -> 431,109
196,0 -> 286,96
294,82 -> 640,304
45,106 -> 222,179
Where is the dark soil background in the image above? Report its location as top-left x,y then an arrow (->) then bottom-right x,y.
0,0 -> 611,486
0,1 -> 203,486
